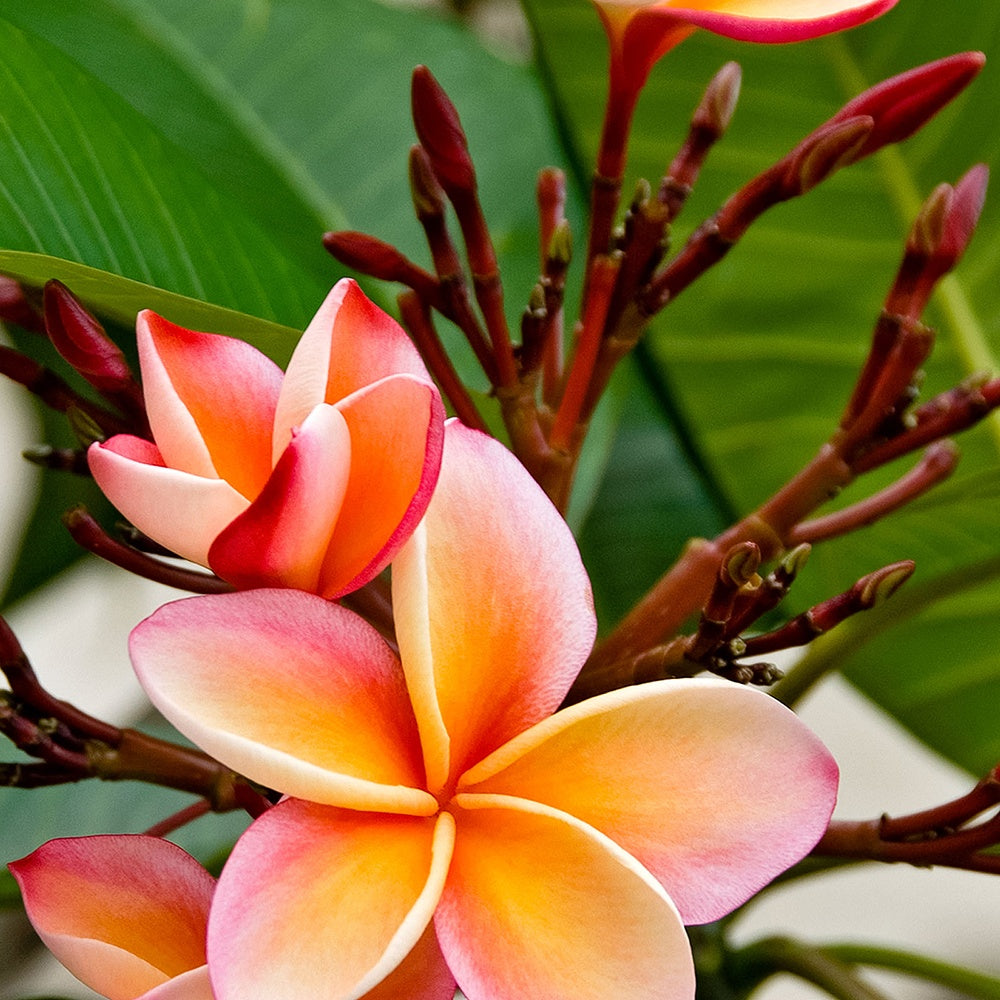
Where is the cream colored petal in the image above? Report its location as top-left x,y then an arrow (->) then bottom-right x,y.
88,436 -> 247,566
392,422 -> 596,795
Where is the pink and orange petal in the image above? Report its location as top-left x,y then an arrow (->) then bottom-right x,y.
460,678 -> 839,924
438,795 -> 695,1000
208,800 -> 454,1000
392,421 -> 596,793
315,375 -> 445,598
89,278 -> 444,599
208,403 -> 352,593
130,589 -> 432,813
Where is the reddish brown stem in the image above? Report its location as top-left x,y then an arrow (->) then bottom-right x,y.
409,145 -> 498,385
64,506 -> 233,594
1,616 -> 120,746
0,344 -> 131,436
550,255 -> 620,452
397,291 -> 488,433
740,561 -> 914,658
449,187 -> 518,389
814,765 -> 1000,872
788,442 -> 957,546
143,799 -> 213,838
854,377 -> 1000,472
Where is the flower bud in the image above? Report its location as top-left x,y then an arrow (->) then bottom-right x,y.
42,281 -> 134,395
831,51 -> 985,162
411,65 -> 476,196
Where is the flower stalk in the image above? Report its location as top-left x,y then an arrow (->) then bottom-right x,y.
815,764 -> 1000,873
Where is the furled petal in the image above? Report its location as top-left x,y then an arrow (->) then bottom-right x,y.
273,278 -> 433,452
87,435 -> 248,566
130,590 -> 435,815
208,403 -> 352,593
437,794 -> 695,1000
392,421 -> 596,796
316,375 -> 445,598
459,679 -> 839,925
209,799 -> 454,1000
9,836 -> 213,1000
138,311 -> 281,497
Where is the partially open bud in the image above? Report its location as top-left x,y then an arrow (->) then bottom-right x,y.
408,144 -> 448,220
907,182 -> 953,257
890,164 -> 989,318
935,163 -> 989,272
693,61 -> 742,139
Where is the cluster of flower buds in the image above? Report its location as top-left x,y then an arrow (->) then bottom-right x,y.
322,48 -> 1000,711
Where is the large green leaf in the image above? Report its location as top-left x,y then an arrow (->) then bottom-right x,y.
0,0 -> 640,603
525,0 -> 1000,773
0,15 -> 331,326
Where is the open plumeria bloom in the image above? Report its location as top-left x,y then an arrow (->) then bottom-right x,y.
9,835 -> 214,1000
594,0 -> 900,96
89,278 -> 445,598
129,421 -> 838,1000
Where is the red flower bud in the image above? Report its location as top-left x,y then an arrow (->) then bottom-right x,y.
410,65 -> 476,196
43,281 -> 134,394
831,51 -> 985,162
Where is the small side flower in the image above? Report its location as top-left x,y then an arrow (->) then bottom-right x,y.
9,835 -> 214,1000
88,278 -> 446,599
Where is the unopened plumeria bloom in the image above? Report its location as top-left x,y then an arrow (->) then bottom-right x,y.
89,278 -> 445,598
130,421 -> 838,1000
10,835 -> 214,1000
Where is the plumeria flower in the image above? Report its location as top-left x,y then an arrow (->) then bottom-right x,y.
129,421 -> 838,1000
589,0 -> 900,199
9,835 -> 214,1000
595,0 -> 900,97
89,278 -> 445,599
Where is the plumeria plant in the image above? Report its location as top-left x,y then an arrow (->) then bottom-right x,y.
1,0 -> 999,998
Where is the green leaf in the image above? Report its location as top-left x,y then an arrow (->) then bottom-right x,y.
0,14 -> 332,327
0,0 -> 631,602
524,0 -> 1000,773
0,252 -> 299,360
